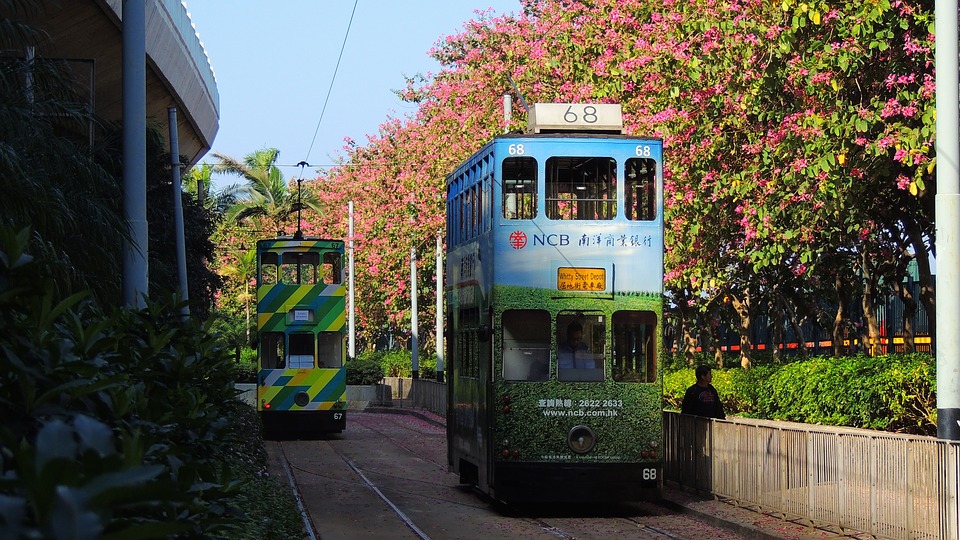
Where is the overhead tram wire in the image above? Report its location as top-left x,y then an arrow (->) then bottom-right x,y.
301,0 -> 359,168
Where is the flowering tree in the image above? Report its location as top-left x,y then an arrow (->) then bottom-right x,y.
276,0 -> 935,359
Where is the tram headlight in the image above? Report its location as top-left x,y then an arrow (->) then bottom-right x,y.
567,425 -> 596,454
294,392 -> 310,407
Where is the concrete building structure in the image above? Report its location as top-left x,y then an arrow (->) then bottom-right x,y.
6,0 -> 219,166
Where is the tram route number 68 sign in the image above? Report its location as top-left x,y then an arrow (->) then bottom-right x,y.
528,103 -> 623,133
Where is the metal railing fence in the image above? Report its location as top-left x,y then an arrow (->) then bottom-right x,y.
664,411 -> 960,540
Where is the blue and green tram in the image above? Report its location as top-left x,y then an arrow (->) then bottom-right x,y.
445,104 -> 664,502
255,236 -> 347,434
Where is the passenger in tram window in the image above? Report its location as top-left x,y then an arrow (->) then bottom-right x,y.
558,321 -> 593,369
681,365 -> 726,419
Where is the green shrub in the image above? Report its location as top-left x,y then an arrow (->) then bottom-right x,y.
346,355 -> 384,385
0,226 -> 303,538
757,354 -> 936,434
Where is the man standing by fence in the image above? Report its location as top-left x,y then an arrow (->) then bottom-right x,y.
681,365 -> 726,419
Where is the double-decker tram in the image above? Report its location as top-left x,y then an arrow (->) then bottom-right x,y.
445,103 -> 663,502
255,235 -> 347,435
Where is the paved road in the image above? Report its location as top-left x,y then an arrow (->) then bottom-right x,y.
268,411 -> 762,540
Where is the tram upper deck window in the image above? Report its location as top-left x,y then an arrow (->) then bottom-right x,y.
502,157 -> 537,219
322,252 -> 343,284
626,158 -> 657,221
612,310 -> 657,382
557,312 -> 605,382
281,252 -> 320,285
501,309 -> 550,381
260,252 -> 279,285
546,157 -> 616,220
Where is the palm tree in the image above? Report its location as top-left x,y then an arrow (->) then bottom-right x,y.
218,248 -> 257,344
183,162 -> 237,215
213,148 -> 322,235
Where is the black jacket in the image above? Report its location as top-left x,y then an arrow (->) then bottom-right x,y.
681,383 -> 725,419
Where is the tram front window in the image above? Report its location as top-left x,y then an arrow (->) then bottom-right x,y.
288,333 -> 314,369
612,310 -> 657,382
281,252 -> 319,285
317,331 -> 343,368
557,312 -> 605,382
546,157 -> 616,220
501,309 -> 550,381
261,332 -> 285,369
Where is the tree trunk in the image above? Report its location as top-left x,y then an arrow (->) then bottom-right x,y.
778,293 -> 808,358
683,322 -> 697,365
897,280 -> 917,353
832,273 -> 846,357
728,292 -> 753,369
860,250 -> 882,357
771,307 -> 783,363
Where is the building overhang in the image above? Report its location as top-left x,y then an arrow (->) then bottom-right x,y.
9,0 -> 219,167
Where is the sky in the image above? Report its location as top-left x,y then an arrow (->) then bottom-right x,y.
185,1 -> 521,189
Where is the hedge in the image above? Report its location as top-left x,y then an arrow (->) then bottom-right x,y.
663,354 -> 937,435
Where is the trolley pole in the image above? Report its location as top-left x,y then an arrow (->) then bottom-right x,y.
935,0 -> 960,441
435,234 -> 444,382
411,245 -> 419,379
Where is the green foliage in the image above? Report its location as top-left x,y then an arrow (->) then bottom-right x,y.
232,360 -> 258,384
351,349 -> 438,381
663,355 -> 937,435
0,225 -> 302,537
346,353 -> 384,385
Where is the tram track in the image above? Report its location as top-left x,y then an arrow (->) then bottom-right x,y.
270,412 -> 753,539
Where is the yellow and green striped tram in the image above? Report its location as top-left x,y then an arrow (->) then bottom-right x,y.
255,236 -> 347,434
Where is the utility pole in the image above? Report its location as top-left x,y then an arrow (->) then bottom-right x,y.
935,0 -> 960,440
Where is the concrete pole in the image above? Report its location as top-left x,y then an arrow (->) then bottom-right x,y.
122,0 -> 148,309
935,0 -> 960,440
435,234 -> 444,382
348,201 -> 356,359
168,108 -> 189,318
504,94 -> 512,134
411,245 -> 419,379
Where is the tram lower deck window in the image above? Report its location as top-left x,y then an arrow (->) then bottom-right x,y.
612,310 -> 657,382
501,309 -> 550,381
288,333 -> 314,369
557,312 -> 605,382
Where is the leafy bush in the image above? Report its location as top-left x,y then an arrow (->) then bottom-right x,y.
663,353 -> 937,435
233,360 -> 258,383
352,349 -> 438,380
346,354 -> 384,385
758,354 -> 936,434
0,226 -> 303,538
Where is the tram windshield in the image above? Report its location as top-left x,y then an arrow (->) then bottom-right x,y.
556,312 -> 605,382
